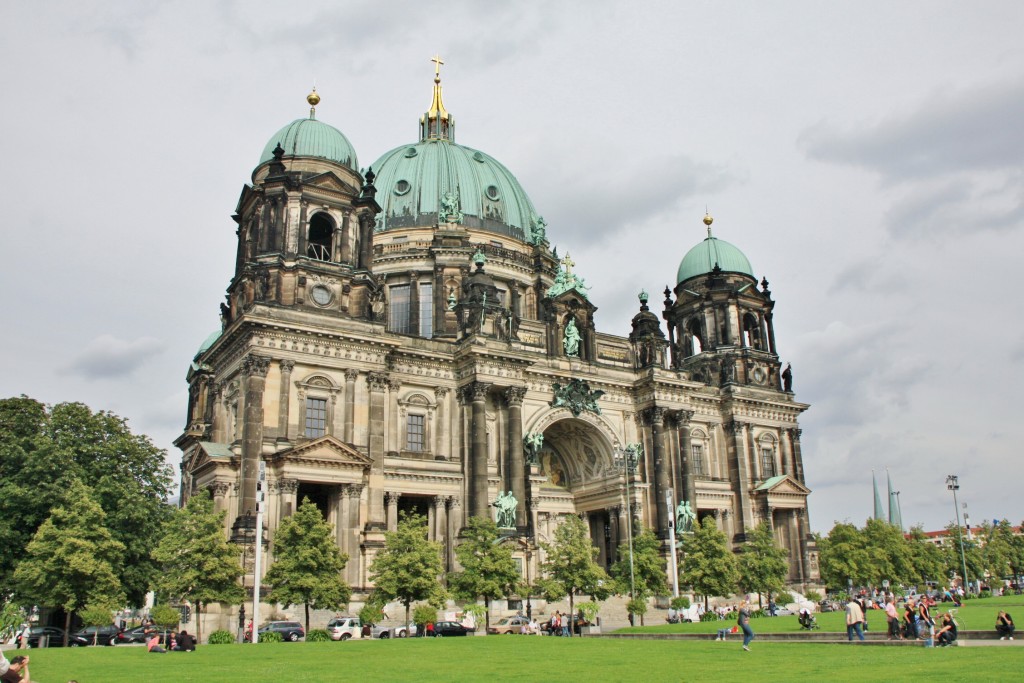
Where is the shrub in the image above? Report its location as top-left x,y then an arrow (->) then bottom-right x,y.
775,592 -> 794,605
724,610 -> 738,621
626,598 -> 648,617
750,609 -> 766,619
670,596 -> 691,610
150,604 -> 181,628
578,601 -> 601,623
306,629 -> 331,642
413,604 -> 438,628
804,590 -> 822,603
700,612 -> 719,622
207,630 -> 235,645
359,603 -> 383,626
260,631 -> 283,643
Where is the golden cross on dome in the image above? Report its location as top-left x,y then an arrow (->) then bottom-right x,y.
431,54 -> 445,80
562,252 -> 575,275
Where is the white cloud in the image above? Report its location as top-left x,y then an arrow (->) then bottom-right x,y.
62,335 -> 166,380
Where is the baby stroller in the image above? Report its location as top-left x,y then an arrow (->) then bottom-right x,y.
799,610 -> 819,630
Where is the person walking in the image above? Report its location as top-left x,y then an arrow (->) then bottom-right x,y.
884,599 -> 901,640
737,600 -> 754,651
845,597 -> 865,641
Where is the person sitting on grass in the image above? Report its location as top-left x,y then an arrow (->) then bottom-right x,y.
174,630 -> 196,651
146,630 -> 167,653
1,655 -> 31,682
935,612 -> 957,647
996,611 -> 1015,640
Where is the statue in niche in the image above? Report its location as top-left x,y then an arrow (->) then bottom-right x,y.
676,500 -> 697,534
523,432 -> 544,464
439,189 -> 464,224
492,490 -> 517,529
782,363 -> 793,392
531,216 -> 547,245
447,287 -> 457,311
563,319 -> 581,357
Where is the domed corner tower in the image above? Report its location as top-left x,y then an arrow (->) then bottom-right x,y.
227,89 -> 382,328
368,62 -> 559,342
664,213 -> 781,390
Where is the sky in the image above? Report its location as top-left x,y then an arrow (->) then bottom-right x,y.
2,1 -> 1022,534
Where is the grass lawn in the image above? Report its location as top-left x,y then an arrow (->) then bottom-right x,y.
12,630 -> 1022,683
626,594 -> 1024,635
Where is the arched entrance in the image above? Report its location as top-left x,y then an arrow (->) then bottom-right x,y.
531,417 -> 626,570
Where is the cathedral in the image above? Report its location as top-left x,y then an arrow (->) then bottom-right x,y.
176,62 -> 820,614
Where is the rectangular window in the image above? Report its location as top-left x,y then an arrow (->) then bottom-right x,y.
389,285 -> 411,334
760,448 -> 776,478
691,444 -> 704,475
304,397 -> 327,438
419,283 -> 433,339
406,414 -> 425,451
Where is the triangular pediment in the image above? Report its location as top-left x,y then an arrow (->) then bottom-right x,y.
185,441 -> 237,477
276,435 -> 371,468
548,289 -> 597,312
754,474 -> 811,496
305,171 -> 358,195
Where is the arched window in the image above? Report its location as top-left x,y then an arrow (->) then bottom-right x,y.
686,318 -> 704,356
307,213 -> 334,261
743,312 -> 762,349
757,433 -> 778,479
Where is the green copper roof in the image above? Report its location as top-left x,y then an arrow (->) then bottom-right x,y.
676,236 -> 755,284
755,475 -> 787,490
259,118 -> 358,170
370,139 -> 541,241
195,330 -> 221,358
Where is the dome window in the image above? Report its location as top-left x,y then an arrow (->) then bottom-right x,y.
307,213 -> 334,261
473,151 -> 485,163
485,185 -> 500,201
394,180 -> 411,196
404,147 -> 418,158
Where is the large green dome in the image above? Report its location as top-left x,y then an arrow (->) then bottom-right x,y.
677,235 -> 755,284
371,139 -> 541,241
258,117 -> 358,170
369,70 -> 544,242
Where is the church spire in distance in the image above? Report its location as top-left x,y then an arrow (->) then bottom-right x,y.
420,54 -> 455,141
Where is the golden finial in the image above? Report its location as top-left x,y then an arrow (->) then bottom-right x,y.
431,53 -> 445,83
307,86 -> 320,119
703,210 -> 714,237
562,252 -> 575,275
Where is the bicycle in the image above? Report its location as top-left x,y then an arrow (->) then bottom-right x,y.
947,608 -> 964,632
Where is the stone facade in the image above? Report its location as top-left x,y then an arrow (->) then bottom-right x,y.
176,82 -> 820,609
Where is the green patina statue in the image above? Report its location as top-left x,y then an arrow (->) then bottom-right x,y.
492,490 -> 517,529
676,500 -> 696,534
550,378 -> 604,417
563,319 -> 581,357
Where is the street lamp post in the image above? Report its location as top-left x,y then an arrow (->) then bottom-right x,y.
614,446 -> 638,604
946,475 -> 971,595
665,488 -> 679,598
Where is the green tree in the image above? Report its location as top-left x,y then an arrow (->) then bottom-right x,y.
737,521 -> 789,607
905,526 -> 945,587
448,516 -> 522,630
861,518 -> 916,586
369,512 -> 447,629
151,491 -> 244,643
264,498 -> 352,633
609,528 -> 668,625
0,397 -> 174,604
817,522 -> 871,589
13,480 -> 125,645
537,514 -> 612,635
679,516 -> 738,610
79,605 -> 116,645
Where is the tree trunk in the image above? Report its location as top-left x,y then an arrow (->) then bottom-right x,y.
484,597 -> 490,631
64,612 -> 71,647
404,600 -> 411,634
196,602 -> 203,644
305,602 -> 311,634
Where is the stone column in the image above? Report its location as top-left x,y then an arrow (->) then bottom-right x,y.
212,382 -> 227,442
337,484 -> 352,558
505,386 -> 527,528
789,428 -> 805,483
277,359 -> 294,442
210,481 -> 231,515
728,420 -> 755,539
278,479 -> 298,520
434,387 -> 449,459
432,495 -> 446,542
239,355 -> 269,518
468,382 -> 492,519
427,495 -> 437,541
388,378 -> 401,453
347,484 -> 364,586
366,372 -> 389,528
781,427 -> 796,477
788,509 -> 804,582
646,407 -> 672,538
385,491 -> 401,532
677,410 -> 697,509
446,497 -> 461,570
343,369 -> 357,443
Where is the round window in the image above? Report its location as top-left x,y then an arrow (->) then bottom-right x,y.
473,151 -> 485,163
404,147 -> 418,158
310,285 -> 333,307
394,180 -> 411,196
486,185 -> 500,200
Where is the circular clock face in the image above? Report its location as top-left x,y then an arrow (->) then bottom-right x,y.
310,284 -> 332,306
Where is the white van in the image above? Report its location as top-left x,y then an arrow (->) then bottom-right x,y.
327,616 -> 362,640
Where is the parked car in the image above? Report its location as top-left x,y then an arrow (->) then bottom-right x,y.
258,621 -> 305,641
327,616 -> 362,641
487,616 -> 531,635
432,621 -> 472,637
115,626 -> 175,646
74,625 -> 123,646
371,623 -> 417,638
16,626 -> 89,648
